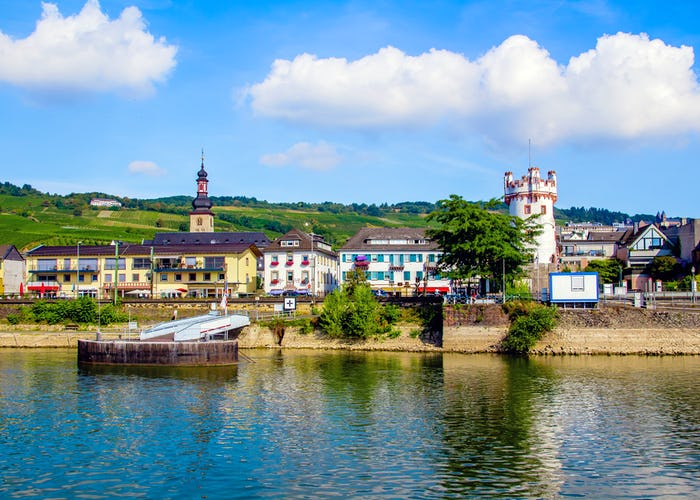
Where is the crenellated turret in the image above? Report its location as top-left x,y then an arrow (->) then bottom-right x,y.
504,167 -> 558,263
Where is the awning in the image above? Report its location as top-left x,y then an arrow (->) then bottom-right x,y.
28,284 -> 59,291
268,289 -> 284,296
176,288 -> 188,292
419,286 -> 450,293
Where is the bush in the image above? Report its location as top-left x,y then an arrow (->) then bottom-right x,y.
7,313 -> 20,325
501,303 -> 558,354
318,283 -> 395,339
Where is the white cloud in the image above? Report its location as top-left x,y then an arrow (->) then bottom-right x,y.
0,0 -> 177,97
128,160 -> 165,176
248,33 -> 700,146
260,142 -> 342,170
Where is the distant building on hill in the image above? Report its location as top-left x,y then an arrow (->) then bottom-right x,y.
90,198 -> 122,208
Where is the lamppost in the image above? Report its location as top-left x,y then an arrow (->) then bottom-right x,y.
692,265 -> 696,304
76,241 -> 82,299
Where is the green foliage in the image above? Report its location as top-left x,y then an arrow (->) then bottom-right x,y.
647,256 -> 680,281
381,304 -> 401,324
318,283 -> 395,339
506,281 -> 532,300
501,302 -> 559,354
584,259 -> 624,284
27,298 -> 126,325
427,195 -> 538,288
6,313 -> 20,325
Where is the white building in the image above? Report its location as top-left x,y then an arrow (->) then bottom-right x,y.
262,229 -> 338,296
504,167 -> 558,264
338,227 -> 451,295
89,198 -> 122,208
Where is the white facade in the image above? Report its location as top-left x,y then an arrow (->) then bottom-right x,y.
504,167 -> 558,264
263,230 -> 339,296
338,228 -> 451,295
549,272 -> 599,303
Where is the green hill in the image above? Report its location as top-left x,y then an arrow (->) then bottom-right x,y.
0,182 -> 655,252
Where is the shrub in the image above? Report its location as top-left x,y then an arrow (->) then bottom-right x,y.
501,303 -> 558,354
318,283 -> 394,339
7,313 -> 20,325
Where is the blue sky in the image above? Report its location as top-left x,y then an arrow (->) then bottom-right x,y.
1,0 -> 700,217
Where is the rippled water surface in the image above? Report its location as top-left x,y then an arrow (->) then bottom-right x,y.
1,349 -> 698,499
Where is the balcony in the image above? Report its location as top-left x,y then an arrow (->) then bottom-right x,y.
285,260 -> 294,266
389,265 -> 404,271
270,261 -> 279,267
301,260 -> 310,266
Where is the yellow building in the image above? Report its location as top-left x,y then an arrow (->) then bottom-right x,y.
24,241 -> 261,299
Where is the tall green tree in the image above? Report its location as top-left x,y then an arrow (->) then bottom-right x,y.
647,255 -> 679,281
584,259 -> 623,284
426,196 -> 538,287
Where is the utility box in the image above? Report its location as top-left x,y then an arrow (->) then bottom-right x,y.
549,272 -> 599,305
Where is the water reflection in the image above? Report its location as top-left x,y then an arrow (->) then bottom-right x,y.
0,349 -> 698,499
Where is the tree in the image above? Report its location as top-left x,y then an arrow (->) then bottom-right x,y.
426,195 -> 538,288
585,259 -> 623,284
648,255 -> 679,281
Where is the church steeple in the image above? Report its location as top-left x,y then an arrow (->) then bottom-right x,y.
189,150 -> 214,232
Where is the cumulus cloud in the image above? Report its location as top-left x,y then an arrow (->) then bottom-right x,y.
128,160 -> 166,176
248,33 -> 700,146
0,0 -> 177,97
260,142 -> 342,170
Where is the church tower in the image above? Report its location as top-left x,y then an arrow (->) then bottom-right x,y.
504,167 -> 558,263
189,152 -> 214,233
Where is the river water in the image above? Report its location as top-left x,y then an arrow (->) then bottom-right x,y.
0,349 -> 698,499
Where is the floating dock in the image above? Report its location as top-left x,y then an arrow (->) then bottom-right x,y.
77,338 -> 240,366
77,311 -> 249,366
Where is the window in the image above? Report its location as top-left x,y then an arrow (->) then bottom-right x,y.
132,274 -> 139,281
80,259 -> 97,271
175,274 -> 182,282
416,271 -> 423,280
218,273 -> 225,280
571,275 -> 584,291
133,258 -> 151,270
524,205 -> 531,215
287,271 -> 294,282
38,259 -> 57,271
119,273 -> 126,282
63,274 -> 71,283
271,255 -> 279,264
186,256 -> 197,267
105,274 -> 112,283
271,271 -> 279,281
63,258 -> 71,270
105,258 -> 126,270
404,271 -> 411,281
160,274 -> 168,282
203,273 -> 211,281
541,205 -> 547,215
188,273 -> 196,281
205,256 -> 225,269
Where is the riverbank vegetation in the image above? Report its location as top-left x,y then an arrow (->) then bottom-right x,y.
501,301 -> 559,354
6,298 -> 127,326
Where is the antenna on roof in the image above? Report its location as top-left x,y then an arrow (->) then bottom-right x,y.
528,139 -> 532,168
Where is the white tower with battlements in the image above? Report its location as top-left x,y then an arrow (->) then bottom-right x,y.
504,168 -> 558,263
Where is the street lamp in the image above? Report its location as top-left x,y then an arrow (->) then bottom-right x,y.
692,265 -> 696,304
76,241 -> 82,299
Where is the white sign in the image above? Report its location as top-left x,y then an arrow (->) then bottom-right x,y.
284,297 -> 296,311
